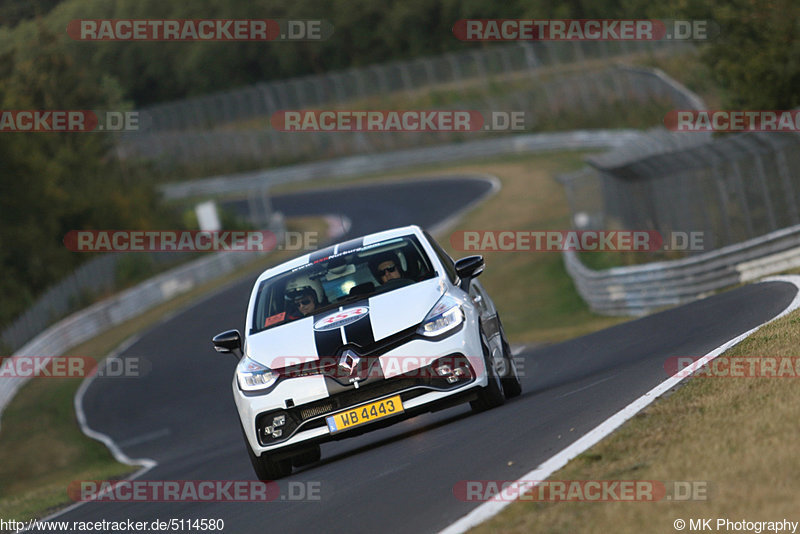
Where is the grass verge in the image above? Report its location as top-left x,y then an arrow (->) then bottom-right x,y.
0,217 -> 329,522
472,296 -> 800,533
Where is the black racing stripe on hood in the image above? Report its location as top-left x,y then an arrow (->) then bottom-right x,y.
312,310 -> 346,398
313,328 -> 343,360
342,299 -> 375,349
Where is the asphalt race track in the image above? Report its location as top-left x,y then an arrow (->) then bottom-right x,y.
59,177 -> 798,534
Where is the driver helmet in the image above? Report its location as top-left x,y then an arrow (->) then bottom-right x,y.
285,275 -> 325,305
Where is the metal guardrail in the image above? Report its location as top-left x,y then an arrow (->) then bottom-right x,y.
0,252 -> 192,353
161,129 -> 647,199
0,217 -> 285,430
556,70 -> 800,315
138,42 -> 674,132
121,43 -> 691,172
563,224 -> 800,315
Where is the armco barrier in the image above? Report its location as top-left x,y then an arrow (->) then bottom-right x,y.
563,224 -> 800,315
0,219 -> 284,430
124,42 -> 691,171
160,129 -> 646,200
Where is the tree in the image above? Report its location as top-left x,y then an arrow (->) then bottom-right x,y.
0,25 -> 172,326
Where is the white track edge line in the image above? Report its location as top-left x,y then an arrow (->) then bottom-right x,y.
438,275 -> 800,534
21,334 -> 158,531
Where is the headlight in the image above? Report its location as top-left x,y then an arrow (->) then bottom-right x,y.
417,295 -> 464,337
236,356 -> 278,392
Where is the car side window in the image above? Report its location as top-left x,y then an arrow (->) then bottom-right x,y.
424,231 -> 458,284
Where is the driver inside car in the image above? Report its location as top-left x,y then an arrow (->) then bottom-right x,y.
284,277 -> 325,319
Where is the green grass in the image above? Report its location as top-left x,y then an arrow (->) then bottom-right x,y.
473,301 -> 800,534
0,377 -> 137,521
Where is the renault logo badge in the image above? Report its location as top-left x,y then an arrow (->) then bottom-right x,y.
338,349 -> 359,375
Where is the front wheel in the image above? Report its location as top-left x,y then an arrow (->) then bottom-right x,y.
240,423 -> 292,480
470,333 -> 505,412
497,317 -> 522,399
292,445 -> 321,468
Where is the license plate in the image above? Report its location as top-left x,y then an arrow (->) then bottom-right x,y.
326,395 -> 404,434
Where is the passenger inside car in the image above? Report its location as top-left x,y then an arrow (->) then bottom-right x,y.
369,251 -> 406,285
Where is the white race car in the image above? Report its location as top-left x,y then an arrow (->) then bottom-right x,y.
213,225 -> 521,479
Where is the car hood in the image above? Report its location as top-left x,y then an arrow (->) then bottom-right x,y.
245,277 -> 446,368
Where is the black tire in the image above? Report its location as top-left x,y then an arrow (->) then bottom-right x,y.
497,318 -> 522,399
470,332 -> 505,412
292,445 -> 322,467
240,423 -> 293,480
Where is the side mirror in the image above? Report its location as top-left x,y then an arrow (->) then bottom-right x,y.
212,330 -> 242,359
455,255 -> 484,291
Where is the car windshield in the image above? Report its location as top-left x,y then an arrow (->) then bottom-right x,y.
251,235 -> 436,333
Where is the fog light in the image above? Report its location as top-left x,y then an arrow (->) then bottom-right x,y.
431,356 -> 473,386
273,414 -> 286,427
272,428 -> 282,438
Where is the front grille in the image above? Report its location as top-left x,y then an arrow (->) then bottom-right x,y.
300,403 -> 334,420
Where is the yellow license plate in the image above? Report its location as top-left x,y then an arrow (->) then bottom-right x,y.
326,395 -> 404,433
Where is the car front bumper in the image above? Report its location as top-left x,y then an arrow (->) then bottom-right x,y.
235,318 -> 487,456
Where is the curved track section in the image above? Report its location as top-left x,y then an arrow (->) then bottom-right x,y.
55,177 -> 798,534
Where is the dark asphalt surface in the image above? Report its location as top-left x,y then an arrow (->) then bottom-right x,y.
59,177 -> 797,534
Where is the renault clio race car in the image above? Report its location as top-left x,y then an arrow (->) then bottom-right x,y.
213,225 -> 521,479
